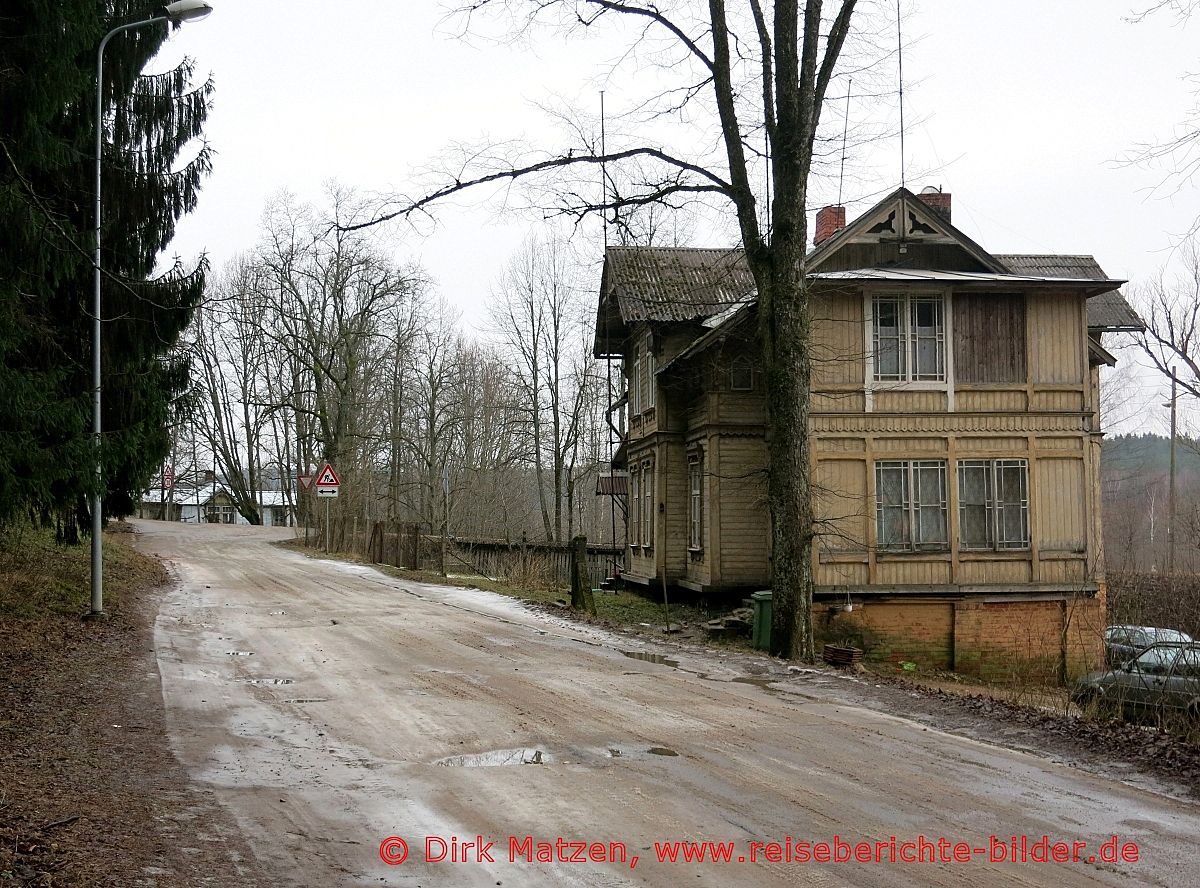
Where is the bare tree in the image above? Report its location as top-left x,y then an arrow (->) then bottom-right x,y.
1134,240 -> 1200,399
1128,1 -> 1200,234
351,0 -> 861,659
191,257 -> 272,523
490,234 -> 595,542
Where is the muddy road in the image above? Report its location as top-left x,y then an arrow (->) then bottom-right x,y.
137,520 -> 1200,887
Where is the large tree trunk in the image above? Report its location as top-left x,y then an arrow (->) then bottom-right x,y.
764,259 -> 815,662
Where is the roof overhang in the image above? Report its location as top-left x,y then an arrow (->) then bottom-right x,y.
809,268 -> 1125,297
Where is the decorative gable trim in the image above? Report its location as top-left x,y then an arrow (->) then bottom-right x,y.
808,187 -> 1009,275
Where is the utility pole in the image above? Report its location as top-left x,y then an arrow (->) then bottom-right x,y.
1168,368 -> 1178,575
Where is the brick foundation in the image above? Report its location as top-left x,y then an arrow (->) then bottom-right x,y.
819,592 -> 1105,684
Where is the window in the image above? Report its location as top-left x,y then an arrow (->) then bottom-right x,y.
873,294 -> 945,382
730,355 -> 755,391
957,459 -> 1029,550
629,468 -> 640,547
875,460 -> 948,551
688,456 -> 703,549
646,348 -> 656,409
630,349 -> 641,415
641,462 -> 655,547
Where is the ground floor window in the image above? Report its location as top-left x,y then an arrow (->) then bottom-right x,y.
641,461 -> 655,548
688,456 -> 703,549
629,468 -> 640,549
875,460 -> 948,551
958,459 -> 1029,550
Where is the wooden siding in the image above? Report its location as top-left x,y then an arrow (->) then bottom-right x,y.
873,390 -> 949,412
1028,293 -> 1085,384
958,559 -> 1032,584
956,389 -> 1026,412
954,293 -> 1025,383
875,559 -> 952,585
813,458 -> 868,552
716,437 -> 770,586
1035,458 -> 1086,553
811,292 -> 865,386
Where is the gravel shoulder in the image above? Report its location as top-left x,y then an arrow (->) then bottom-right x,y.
0,526 -> 264,887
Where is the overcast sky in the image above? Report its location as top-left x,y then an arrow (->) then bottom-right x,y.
154,0 -> 1199,433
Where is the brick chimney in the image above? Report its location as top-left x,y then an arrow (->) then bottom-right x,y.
814,205 -> 847,246
917,187 -> 951,222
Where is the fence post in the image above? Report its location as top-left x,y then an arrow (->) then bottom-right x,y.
570,535 -> 597,616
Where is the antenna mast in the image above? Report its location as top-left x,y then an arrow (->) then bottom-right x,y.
896,0 -> 906,189
601,90 -> 608,249
839,79 -> 851,206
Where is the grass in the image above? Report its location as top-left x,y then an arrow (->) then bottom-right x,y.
277,538 -> 728,637
0,522 -> 167,619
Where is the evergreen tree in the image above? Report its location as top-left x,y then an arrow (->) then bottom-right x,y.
0,1 -> 213,532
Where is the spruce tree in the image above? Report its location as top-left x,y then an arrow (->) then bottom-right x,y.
0,1 -> 213,531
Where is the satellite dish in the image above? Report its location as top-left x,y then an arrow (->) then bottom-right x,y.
920,185 -> 942,194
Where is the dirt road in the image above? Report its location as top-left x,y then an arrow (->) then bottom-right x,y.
137,520 -> 1200,887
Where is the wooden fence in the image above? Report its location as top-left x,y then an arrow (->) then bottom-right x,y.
363,521 -> 621,590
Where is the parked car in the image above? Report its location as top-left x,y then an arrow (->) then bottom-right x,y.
1103,625 -> 1193,666
1072,642 -> 1200,723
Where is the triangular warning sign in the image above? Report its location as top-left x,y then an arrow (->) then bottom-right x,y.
314,462 -> 341,487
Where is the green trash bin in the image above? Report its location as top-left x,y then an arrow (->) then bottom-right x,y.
750,589 -> 773,651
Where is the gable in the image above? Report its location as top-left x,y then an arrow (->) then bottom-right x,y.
809,188 -> 1009,275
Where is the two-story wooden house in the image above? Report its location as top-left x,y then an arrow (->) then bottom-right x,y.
594,186 -> 1141,679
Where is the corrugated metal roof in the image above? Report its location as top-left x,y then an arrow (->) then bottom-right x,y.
605,247 -> 753,322
595,472 -> 629,496
1084,289 -> 1142,331
602,248 -> 1141,331
997,254 -> 1143,330
996,254 -> 1109,280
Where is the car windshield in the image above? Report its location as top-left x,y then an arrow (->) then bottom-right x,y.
1148,628 -> 1192,643
1132,645 -> 1179,672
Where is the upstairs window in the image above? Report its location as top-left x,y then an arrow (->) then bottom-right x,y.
873,294 -> 945,382
630,348 -> 641,415
730,355 -> 755,391
958,459 -> 1030,550
645,348 -> 656,409
876,460 -> 948,551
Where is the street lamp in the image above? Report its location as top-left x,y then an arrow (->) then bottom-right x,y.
88,1 -> 214,620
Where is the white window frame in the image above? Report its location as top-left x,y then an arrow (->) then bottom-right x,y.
641,461 -> 655,548
872,293 -> 945,382
629,467 -> 640,548
864,289 -> 955,413
646,348 -> 656,409
957,459 -> 1030,551
688,455 -> 703,550
875,460 -> 949,552
629,348 -> 641,415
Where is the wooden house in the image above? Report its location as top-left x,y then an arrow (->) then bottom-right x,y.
593,186 -> 1141,679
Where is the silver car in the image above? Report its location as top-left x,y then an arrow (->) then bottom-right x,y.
1104,625 -> 1193,666
1073,642 -> 1200,723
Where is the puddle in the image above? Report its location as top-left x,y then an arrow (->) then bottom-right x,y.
236,678 -> 294,685
648,747 -> 679,757
622,651 -> 679,668
435,748 -> 546,767
225,651 -> 254,657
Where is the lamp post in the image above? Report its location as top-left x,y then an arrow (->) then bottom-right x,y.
88,1 -> 214,620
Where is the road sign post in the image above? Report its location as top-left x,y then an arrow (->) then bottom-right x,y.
312,463 -> 341,553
